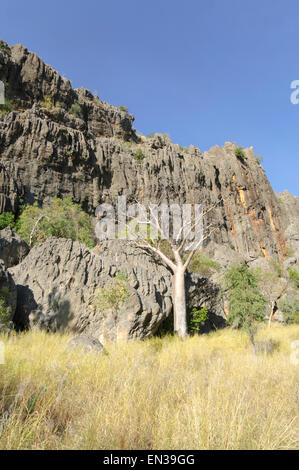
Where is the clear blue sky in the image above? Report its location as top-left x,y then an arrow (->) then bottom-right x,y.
1,0 -> 298,195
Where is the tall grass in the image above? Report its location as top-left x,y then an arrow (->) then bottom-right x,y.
0,325 -> 298,450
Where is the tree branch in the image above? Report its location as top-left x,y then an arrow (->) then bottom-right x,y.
29,214 -> 49,247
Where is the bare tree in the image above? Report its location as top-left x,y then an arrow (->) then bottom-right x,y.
118,200 -> 220,339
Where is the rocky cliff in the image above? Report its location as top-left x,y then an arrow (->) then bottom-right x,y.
0,40 -> 298,338
1,40 -> 297,264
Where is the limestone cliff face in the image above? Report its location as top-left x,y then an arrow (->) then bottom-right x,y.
0,40 -> 297,264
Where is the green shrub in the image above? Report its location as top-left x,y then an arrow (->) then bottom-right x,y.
95,279 -> 130,312
224,263 -> 267,331
0,40 -> 11,56
185,252 -> 221,277
133,149 -> 145,162
119,105 -> 128,113
235,146 -> 246,162
0,212 -> 15,230
70,103 -> 82,117
189,306 -> 209,333
279,295 -> 299,324
268,258 -> 283,278
0,288 -> 11,325
115,270 -> 129,282
158,240 -> 175,262
40,95 -> 53,109
0,100 -> 15,115
288,267 -> 299,289
17,198 -> 94,248
93,96 -> 101,106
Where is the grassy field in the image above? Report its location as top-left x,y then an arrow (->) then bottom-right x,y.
0,324 -> 298,450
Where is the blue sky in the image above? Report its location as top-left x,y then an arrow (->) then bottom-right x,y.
1,0 -> 298,195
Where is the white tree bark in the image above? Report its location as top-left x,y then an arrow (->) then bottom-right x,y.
173,265 -> 187,338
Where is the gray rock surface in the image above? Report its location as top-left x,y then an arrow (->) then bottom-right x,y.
0,41 -> 294,265
283,256 -> 297,271
0,227 -> 29,267
1,40 -> 299,332
0,260 -> 17,319
67,335 -> 105,354
9,238 -> 224,341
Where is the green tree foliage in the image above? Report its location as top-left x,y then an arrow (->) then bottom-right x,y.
70,103 -> 82,117
224,263 -> 267,332
235,146 -> 246,163
0,40 -> 11,56
17,198 -> 95,248
288,267 -> 299,289
119,105 -> 128,112
0,288 -> 11,325
95,278 -> 130,312
40,95 -> 53,109
133,149 -> 145,162
40,95 -> 61,110
184,252 -> 221,277
189,306 -> 209,333
115,270 -> 129,282
0,100 -> 15,115
279,295 -> 299,324
0,212 -> 15,230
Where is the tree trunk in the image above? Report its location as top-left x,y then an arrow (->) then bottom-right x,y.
268,300 -> 278,328
173,267 -> 188,339
250,332 -> 256,355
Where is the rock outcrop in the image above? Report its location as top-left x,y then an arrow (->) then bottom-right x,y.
0,40 -> 293,265
277,191 -> 299,260
67,335 -> 105,354
0,260 -> 17,319
0,227 -> 29,267
9,238 -> 223,341
1,40 -> 298,333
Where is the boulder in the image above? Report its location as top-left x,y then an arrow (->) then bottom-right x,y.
9,238 -> 224,341
67,335 -> 105,354
0,227 -> 29,267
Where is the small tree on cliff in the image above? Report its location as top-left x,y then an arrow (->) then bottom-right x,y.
96,198 -> 220,339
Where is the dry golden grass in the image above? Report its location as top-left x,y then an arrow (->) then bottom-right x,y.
0,324 -> 298,450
